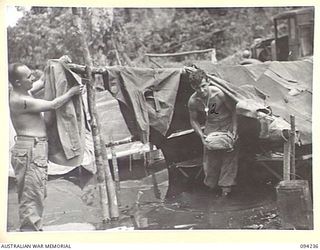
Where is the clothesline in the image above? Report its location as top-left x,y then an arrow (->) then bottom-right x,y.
68,63 -> 108,74
67,63 -> 185,75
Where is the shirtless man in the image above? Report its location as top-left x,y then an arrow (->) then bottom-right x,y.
187,68 -> 238,197
9,62 -> 82,231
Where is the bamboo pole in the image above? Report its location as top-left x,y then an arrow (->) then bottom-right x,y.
110,37 -> 122,66
145,48 -> 215,58
163,28 -> 222,53
129,154 -> 132,172
148,58 -> 163,68
100,138 -> 119,218
86,66 -> 110,222
290,115 -> 296,180
72,7 -> 117,221
148,143 -> 161,199
283,139 -> 291,181
151,172 -> 161,199
105,136 -> 133,147
68,63 -> 107,75
109,136 -> 121,204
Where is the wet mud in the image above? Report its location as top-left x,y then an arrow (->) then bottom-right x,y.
7,159 -> 294,231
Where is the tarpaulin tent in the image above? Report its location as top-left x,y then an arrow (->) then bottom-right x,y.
194,59 -> 312,145
98,60 -> 312,147
9,59 -> 312,177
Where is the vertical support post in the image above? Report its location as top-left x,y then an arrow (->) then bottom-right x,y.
143,143 -> 152,176
85,66 -> 111,222
72,7 -> 111,222
144,55 -> 150,65
111,37 -> 122,66
283,139 -> 291,181
290,115 -> 296,180
129,154 -> 132,172
211,48 -> 217,64
110,136 -> 121,205
151,171 -> 161,199
100,138 -> 119,219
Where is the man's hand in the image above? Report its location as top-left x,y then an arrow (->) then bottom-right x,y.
201,134 -> 208,146
232,130 -> 238,140
59,55 -> 72,64
29,75 -> 45,96
68,85 -> 83,96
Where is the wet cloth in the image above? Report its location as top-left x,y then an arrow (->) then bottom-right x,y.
106,67 -> 182,143
10,136 -> 48,231
43,60 -> 85,167
47,128 -> 97,175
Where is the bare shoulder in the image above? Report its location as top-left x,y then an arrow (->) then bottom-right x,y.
208,85 -> 225,100
187,93 -> 198,109
9,93 -> 21,110
9,94 -> 31,113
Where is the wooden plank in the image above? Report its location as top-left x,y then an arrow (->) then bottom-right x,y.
167,126 -> 205,139
256,153 -> 312,162
255,155 -> 283,162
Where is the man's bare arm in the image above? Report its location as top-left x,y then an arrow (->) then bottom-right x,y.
189,110 -> 205,139
222,94 -> 237,136
29,75 -> 45,96
15,85 -> 82,114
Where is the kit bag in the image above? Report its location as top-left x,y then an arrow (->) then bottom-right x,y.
204,131 -> 235,151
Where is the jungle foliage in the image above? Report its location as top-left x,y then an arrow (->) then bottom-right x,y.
7,6 -> 296,69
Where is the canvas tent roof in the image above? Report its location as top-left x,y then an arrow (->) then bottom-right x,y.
194,59 -> 312,144
98,59 -> 312,145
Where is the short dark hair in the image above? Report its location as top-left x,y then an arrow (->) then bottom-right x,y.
8,63 -> 25,85
188,68 -> 207,88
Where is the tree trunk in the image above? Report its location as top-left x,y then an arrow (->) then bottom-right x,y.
72,7 -> 118,222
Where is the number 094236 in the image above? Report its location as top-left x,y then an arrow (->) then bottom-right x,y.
300,244 -> 319,249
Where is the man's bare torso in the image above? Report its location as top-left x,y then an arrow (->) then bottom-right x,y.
189,86 -> 226,114
10,92 -> 47,137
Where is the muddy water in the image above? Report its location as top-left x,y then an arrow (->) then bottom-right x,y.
7,159 -> 282,231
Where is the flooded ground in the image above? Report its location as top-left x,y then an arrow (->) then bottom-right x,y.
7,158 -> 311,231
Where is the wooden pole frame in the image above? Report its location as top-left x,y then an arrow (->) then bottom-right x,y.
283,140 -> 291,181
145,48 -> 215,58
282,115 -> 296,181
72,7 -> 119,222
290,115 -> 296,180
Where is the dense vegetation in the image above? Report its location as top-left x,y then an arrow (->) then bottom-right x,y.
7,7 -> 297,69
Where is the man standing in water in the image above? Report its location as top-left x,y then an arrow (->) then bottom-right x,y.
8,62 -> 82,231
187,68 -> 238,197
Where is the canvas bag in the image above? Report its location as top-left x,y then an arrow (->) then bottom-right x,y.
258,115 -> 300,143
204,131 -> 235,151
